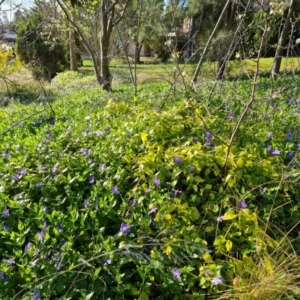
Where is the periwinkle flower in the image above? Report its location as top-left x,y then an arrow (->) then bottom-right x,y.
172,268 -> 181,280
217,216 -> 223,223
148,207 -> 157,215
239,199 -> 247,209
18,168 -> 27,176
96,131 -> 104,137
290,162 -> 298,169
267,145 -> 272,154
2,224 -> 8,231
173,156 -> 182,166
171,189 -> 182,198
89,175 -> 96,185
272,149 -> 281,156
120,222 -> 130,235
287,152 -> 295,160
104,258 -> 112,265
128,199 -> 137,206
286,132 -> 293,142
25,242 -> 33,252
153,177 -> 160,187
204,269 -> 211,275
33,289 -> 42,300
227,113 -> 234,121
189,166 -> 195,173
37,166 -> 46,172
43,139 -> 50,145
211,276 -> 223,286
111,186 -> 120,195
37,229 -> 45,241
0,271 -> 7,281
267,132 -> 273,139
3,258 -> 15,265
36,182 -> 44,189
42,206 -> 49,213
150,220 -> 156,228
99,163 -> 107,171
193,137 -> 199,143
80,148 -> 89,156
11,174 -> 19,181
3,208 -> 9,218
51,164 -> 59,174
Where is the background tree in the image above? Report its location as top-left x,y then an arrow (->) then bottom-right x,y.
15,1 -> 69,81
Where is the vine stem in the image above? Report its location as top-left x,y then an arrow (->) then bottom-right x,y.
222,14 -> 271,170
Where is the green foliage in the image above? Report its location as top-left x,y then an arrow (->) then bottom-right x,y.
15,9 -> 69,81
1,73 -> 300,299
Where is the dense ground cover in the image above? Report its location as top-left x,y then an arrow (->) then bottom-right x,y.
1,70 -> 300,299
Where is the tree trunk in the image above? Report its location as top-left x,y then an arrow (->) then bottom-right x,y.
69,26 -> 78,71
187,16 -> 196,58
216,56 -> 226,80
271,0 -> 299,77
134,42 -> 143,64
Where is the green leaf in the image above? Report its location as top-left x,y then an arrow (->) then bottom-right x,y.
139,291 -> 149,300
222,210 -> 237,220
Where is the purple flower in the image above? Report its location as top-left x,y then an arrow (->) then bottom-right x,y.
3,258 -> 15,265
286,132 -> 293,142
42,206 -> 49,213
25,242 -> 33,252
3,208 -> 9,218
173,156 -> 182,166
287,152 -> 295,160
2,224 -> 8,231
290,162 -> 298,169
37,229 -> 45,241
150,220 -> 156,228
227,113 -> 234,121
111,186 -> 120,195
267,145 -> 272,154
128,199 -> 137,206
171,189 -> 182,198
99,163 -> 107,171
205,132 -> 212,139
298,133 -> 300,141
51,164 -> 59,174
189,166 -> 195,173
153,177 -> 160,187
148,207 -> 157,215
193,137 -> 199,143
267,132 -> 273,139
120,222 -> 131,235
36,182 -> 44,189
33,289 -> 42,300
172,268 -> 181,280
204,269 -> 211,275
96,131 -> 104,137
80,148 -> 89,156
57,225 -> 64,231
239,199 -> 247,208
37,166 -> 46,172
104,258 -> 112,265
18,168 -> 27,176
89,175 -> 96,185
211,276 -> 223,286
217,216 -> 223,223
43,139 -> 50,145
0,271 -> 7,281
11,174 -> 19,181
272,149 -> 281,156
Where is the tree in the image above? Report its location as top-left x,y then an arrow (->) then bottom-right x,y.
57,0 -> 130,91
15,2 -> 69,81
271,0 -> 300,77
